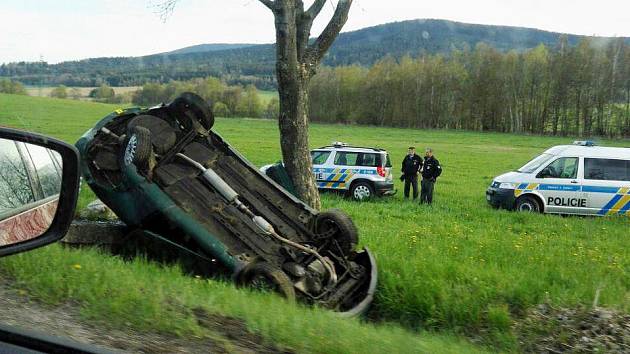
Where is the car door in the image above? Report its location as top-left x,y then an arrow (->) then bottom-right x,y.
535,156 -> 583,214
330,151 -> 360,189
582,158 -> 630,216
311,150 -> 332,188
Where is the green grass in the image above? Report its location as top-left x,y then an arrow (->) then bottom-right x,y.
1,245 -> 482,353
1,93 -> 629,351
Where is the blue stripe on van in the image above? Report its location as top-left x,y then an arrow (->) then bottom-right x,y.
582,186 -> 620,194
598,194 -> 623,215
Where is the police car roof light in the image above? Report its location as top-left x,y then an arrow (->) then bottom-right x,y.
332,141 -> 348,147
572,140 -> 596,147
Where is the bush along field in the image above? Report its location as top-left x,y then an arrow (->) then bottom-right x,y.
1,93 -> 629,351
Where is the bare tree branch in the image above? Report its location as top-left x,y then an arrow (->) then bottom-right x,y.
154,0 -> 179,22
304,0 -> 326,19
305,0 -> 352,67
297,0 -> 326,53
258,0 -> 275,10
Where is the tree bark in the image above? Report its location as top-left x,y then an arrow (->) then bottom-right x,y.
261,0 -> 353,210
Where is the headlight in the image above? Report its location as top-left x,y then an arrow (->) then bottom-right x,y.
498,182 -> 518,189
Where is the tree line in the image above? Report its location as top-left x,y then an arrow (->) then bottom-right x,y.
309,36 -> 630,138
131,77 -> 279,119
0,79 -> 27,95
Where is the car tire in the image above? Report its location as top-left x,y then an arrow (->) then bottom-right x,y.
170,92 -> 214,131
237,262 -> 296,302
350,181 -> 374,201
515,195 -> 541,213
315,209 -> 359,255
122,126 -> 153,170
128,115 -> 177,155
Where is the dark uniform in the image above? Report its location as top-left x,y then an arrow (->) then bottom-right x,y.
401,154 -> 423,199
421,156 -> 442,204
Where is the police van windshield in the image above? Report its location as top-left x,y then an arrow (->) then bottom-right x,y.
517,153 -> 554,173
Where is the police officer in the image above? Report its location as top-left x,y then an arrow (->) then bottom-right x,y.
420,147 -> 442,204
401,147 -> 423,200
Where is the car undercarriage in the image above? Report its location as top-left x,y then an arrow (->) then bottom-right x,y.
76,93 -> 377,315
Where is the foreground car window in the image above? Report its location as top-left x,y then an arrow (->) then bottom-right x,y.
0,139 -> 35,214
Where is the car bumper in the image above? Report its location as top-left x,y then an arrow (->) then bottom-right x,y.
374,180 -> 396,196
486,187 -> 515,209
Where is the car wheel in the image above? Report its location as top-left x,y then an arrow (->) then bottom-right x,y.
237,262 -> 295,302
128,115 -> 177,155
122,126 -> 153,170
315,209 -> 359,255
350,182 -> 374,201
515,195 -> 541,213
170,92 -> 214,131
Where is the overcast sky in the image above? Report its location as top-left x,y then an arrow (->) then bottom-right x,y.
1,0 -> 630,64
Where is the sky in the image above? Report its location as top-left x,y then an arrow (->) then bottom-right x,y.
1,0 -> 630,64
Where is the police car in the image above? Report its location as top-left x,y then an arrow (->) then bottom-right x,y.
261,142 -> 395,200
486,141 -> 630,215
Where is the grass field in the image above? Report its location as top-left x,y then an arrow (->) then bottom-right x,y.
1,93 -> 629,351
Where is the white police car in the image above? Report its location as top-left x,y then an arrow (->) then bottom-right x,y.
261,142 -> 395,200
486,141 -> 630,215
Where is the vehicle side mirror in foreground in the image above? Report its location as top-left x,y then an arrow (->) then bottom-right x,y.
0,127 -> 79,257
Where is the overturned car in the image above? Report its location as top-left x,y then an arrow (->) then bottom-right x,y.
75,93 -> 377,315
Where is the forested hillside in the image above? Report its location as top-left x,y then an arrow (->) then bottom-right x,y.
310,37 -> 630,138
2,19 -> 627,89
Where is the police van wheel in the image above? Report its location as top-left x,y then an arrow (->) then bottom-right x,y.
515,195 -> 541,213
350,182 -> 374,201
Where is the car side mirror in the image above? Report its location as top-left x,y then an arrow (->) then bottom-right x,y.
0,128 -> 80,257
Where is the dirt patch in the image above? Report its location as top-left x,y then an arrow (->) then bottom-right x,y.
516,304 -> 630,353
193,308 -> 293,354
0,278 -> 290,353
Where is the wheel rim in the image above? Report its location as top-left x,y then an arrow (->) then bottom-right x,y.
124,134 -> 138,166
250,275 -> 275,292
353,185 -> 371,200
519,202 -> 535,212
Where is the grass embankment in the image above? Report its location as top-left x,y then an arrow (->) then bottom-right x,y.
1,93 -> 629,351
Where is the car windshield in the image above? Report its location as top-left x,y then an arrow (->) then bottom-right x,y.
517,153 -> 554,173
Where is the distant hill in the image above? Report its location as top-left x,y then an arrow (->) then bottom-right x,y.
165,43 -> 257,55
1,19 -> 628,89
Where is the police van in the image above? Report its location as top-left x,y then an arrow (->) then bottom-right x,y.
486,141 -> 630,215
261,142 -> 395,200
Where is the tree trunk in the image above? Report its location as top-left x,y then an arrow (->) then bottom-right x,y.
260,0 -> 353,209
277,74 -> 320,209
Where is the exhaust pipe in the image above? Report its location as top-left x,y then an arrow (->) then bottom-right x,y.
175,153 -> 337,285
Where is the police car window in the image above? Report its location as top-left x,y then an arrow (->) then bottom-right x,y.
24,143 -> 62,198
334,152 -> 358,166
518,153 -> 554,173
0,139 -> 36,215
385,154 -> 392,167
358,153 -> 379,167
311,151 -> 331,165
542,157 -> 578,179
585,158 -> 630,181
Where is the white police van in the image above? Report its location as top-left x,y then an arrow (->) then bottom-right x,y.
261,142 -> 395,200
486,141 -> 630,215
